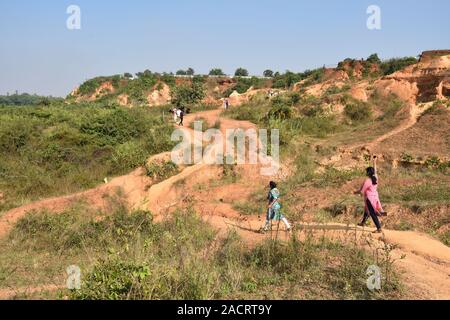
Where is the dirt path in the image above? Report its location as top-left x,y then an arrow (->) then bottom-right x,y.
319,103 -> 432,169
1,106 -> 449,300
365,103 -> 430,150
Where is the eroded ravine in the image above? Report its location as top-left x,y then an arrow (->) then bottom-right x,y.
0,107 -> 449,300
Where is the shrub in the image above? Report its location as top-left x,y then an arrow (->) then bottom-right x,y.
111,141 -> 146,173
0,115 -> 34,153
268,102 -> 293,120
145,161 -> 179,182
380,57 -> 417,75
323,85 -> 342,96
171,83 -> 206,107
345,103 -> 372,121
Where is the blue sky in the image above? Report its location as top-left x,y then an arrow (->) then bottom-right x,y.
1,0 -> 449,97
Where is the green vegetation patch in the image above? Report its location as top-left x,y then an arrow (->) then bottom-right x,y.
0,103 -> 175,210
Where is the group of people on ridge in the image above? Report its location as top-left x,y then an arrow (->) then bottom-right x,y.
261,156 -> 386,234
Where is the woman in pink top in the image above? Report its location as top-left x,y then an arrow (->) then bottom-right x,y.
355,156 -> 387,233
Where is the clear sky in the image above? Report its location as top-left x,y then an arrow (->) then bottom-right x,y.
1,0 -> 449,97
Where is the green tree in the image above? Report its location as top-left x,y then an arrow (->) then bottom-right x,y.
176,70 -> 187,76
263,70 -> 274,78
366,53 -> 381,64
380,57 -> 418,75
235,68 -> 249,77
186,68 -> 195,76
209,68 -> 225,76
124,73 -> 133,79
171,83 -> 206,107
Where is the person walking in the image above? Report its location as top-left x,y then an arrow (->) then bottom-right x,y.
176,108 -> 184,126
171,108 -> 178,124
355,156 -> 387,233
261,181 -> 292,232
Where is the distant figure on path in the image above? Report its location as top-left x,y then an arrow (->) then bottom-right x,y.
176,108 -> 184,126
355,156 -> 387,233
171,108 -> 178,124
223,98 -> 229,110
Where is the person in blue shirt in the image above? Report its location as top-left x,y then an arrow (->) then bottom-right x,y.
261,181 -> 292,232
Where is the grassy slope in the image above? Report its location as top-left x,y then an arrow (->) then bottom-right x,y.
0,103 -> 175,214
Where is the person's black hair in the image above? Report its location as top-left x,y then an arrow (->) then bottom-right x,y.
269,181 -> 277,189
366,167 -> 378,185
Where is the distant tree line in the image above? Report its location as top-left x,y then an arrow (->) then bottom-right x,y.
122,54 -> 417,82
176,68 -> 195,76
0,93 -> 63,106
76,53 -> 419,100
338,53 -> 418,76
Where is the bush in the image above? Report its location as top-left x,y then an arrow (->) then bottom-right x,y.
0,115 -> 35,153
145,161 -> 179,183
345,103 -> 372,121
111,141 -> 146,173
380,57 -> 417,75
171,83 -> 206,108
323,86 -> 342,96
268,101 -> 293,120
